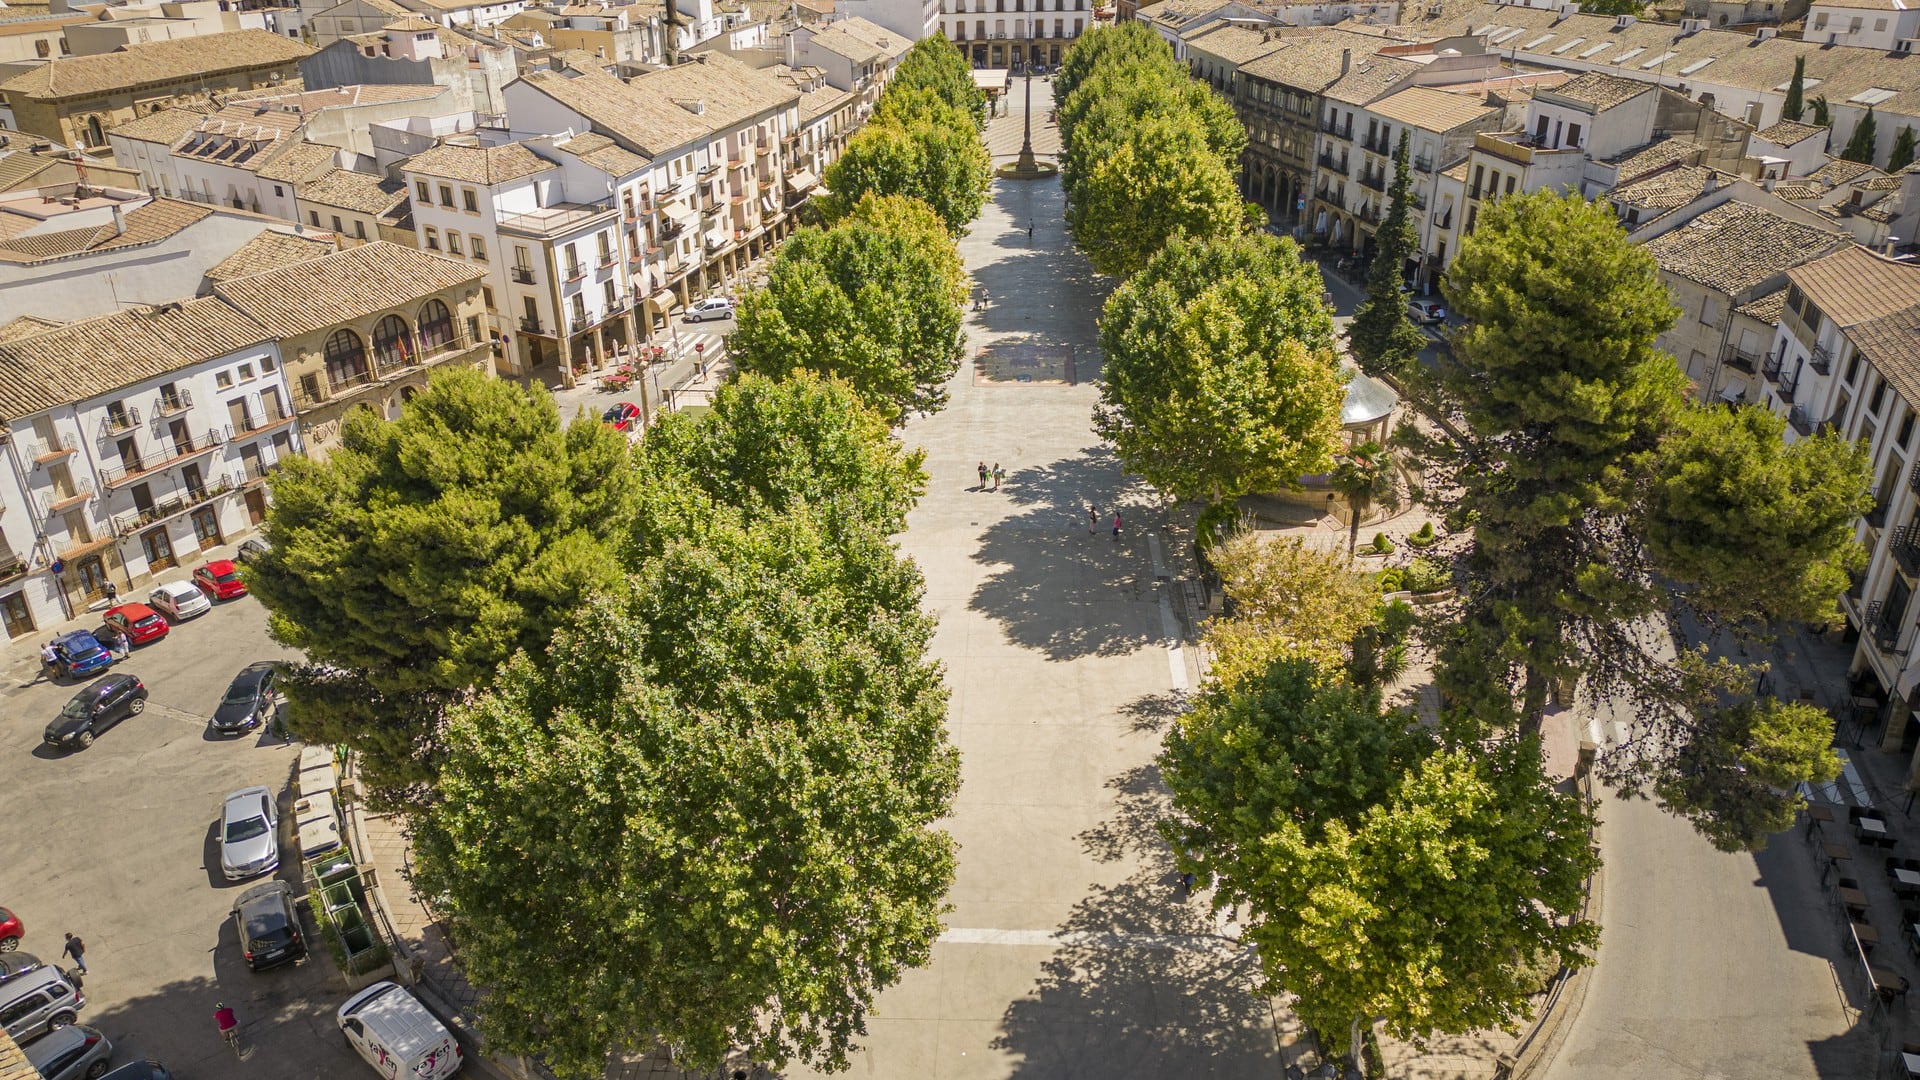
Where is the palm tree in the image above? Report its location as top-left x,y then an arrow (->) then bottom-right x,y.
1330,441 -> 1393,556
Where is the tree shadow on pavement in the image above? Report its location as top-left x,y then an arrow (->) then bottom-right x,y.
967,450 -> 1162,662
1078,755 -> 1175,868
78,968 -> 367,1080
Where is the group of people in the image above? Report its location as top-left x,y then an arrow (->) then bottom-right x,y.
1089,504 -> 1122,540
977,462 -> 1006,491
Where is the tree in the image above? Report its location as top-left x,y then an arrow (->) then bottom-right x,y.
1345,132 -> 1428,380
1203,530 -> 1383,686
1161,658 -> 1598,1054
1843,106 -> 1879,164
1054,22 -> 1169,126
730,209 -> 966,422
1067,110 -> 1244,277
1094,232 -> 1345,504
1783,56 -> 1806,123
821,104 -> 991,235
1891,125 -> 1918,172
888,34 -> 986,127
1329,441 -> 1394,556
412,503 -> 959,1078
1654,698 -> 1841,853
247,369 -> 632,804
1811,95 -> 1833,127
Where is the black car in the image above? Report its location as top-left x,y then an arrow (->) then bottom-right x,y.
44,674 -> 148,749
211,662 -> 279,736
231,881 -> 305,971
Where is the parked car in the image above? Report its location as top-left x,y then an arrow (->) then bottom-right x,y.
602,401 -> 642,432
1407,299 -> 1447,325
192,560 -> 247,601
232,881 -> 305,971
25,1022 -> 111,1080
235,537 -> 271,563
683,296 -> 735,322
44,675 -> 147,750
102,604 -> 168,647
0,907 -> 20,951
0,964 -> 83,1044
338,982 -> 462,1080
210,662 -> 279,736
99,1063 -> 172,1080
0,952 -> 42,986
146,581 -> 211,622
218,786 -> 279,882
50,631 -> 113,679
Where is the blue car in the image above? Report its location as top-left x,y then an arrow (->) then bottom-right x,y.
52,630 -> 113,679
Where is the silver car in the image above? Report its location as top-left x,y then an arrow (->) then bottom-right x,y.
218,786 -> 279,882
26,1023 -> 112,1080
147,581 -> 211,621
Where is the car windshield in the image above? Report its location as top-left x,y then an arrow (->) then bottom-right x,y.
225,815 -> 269,843
223,682 -> 260,706
247,921 -> 293,945
58,693 -> 97,718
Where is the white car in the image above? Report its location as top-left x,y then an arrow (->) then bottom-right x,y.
219,786 -> 279,882
684,296 -> 735,322
148,580 -> 212,621
339,982 -> 463,1080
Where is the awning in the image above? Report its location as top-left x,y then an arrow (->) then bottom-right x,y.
1718,382 -> 1746,403
760,193 -> 779,214
787,169 -> 819,190
648,288 -> 678,310
662,200 -> 698,224
704,229 -> 730,252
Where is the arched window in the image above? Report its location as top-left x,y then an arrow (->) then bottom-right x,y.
416,299 -> 454,353
85,115 -> 103,147
370,314 -> 413,373
324,328 -> 368,389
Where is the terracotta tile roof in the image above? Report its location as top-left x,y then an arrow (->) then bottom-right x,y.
0,197 -> 211,264
800,84 -> 853,121
798,16 -> 910,65
1137,0 -> 1234,26
0,314 -> 61,342
556,131 -> 650,176
384,15 -> 439,30
1772,181 -> 1825,200
1808,157 -> 1881,187
252,140 -> 340,185
1848,305 -> 1920,404
203,229 -> 338,282
1538,71 -> 1651,113
1184,23 -> 1289,65
211,241 -> 482,338
0,296 -> 271,421
298,168 -> 407,215
1788,244 -> 1920,328
1643,201 -> 1846,296
1613,165 -> 1719,210
1240,32 -> 1395,92
1367,84 -> 1499,133
0,31 -> 312,102
1756,120 -> 1827,146
404,141 -> 552,186
1737,286 -> 1789,323
1322,52 -> 1420,106
1862,173 -> 1906,190
1602,138 -> 1701,186
105,104 -> 213,144
522,55 -> 797,159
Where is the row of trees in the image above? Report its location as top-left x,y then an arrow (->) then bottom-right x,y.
250,39 -> 996,1076
1056,23 -> 1247,277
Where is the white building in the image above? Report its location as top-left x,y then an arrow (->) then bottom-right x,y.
1804,0 -> 1920,50
834,0 -> 939,42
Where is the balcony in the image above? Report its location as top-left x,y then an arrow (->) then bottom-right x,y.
1867,599 -> 1906,655
101,407 -> 141,438
37,477 -> 94,517
1412,155 -> 1434,172
1776,373 -> 1799,403
237,458 -> 281,486
1762,352 -> 1785,384
519,316 -> 544,335
112,476 -> 237,538
1359,172 -> 1386,192
511,266 -> 536,284
1322,121 -> 1352,140
98,429 -> 223,489
30,433 -> 77,463
1867,499 -> 1890,530
563,263 -> 586,283
1433,211 -> 1452,229
1787,404 -> 1816,436
1317,151 -> 1345,170
1810,343 -> 1832,376
1894,525 -> 1920,577
596,252 -> 617,270
1721,343 -> 1761,374
1910,459 -> 1920,497
153,388 -> 192,416
1363,135 -> 1390,155
1317,188 -> 1346,211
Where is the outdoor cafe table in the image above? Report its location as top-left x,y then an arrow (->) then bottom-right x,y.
1841,886 -> 1872,910
1861,817 -> 1891,839
1905,1050 -> 1920,1078
1855,921 -> 1882,946
1896,868 -> 1920,888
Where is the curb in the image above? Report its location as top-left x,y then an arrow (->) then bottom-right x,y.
1506,783 -> 1605,1080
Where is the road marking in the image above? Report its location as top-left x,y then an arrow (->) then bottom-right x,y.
938,927 -> 1240,953
1158,592 -> 1187,694
1147,534 -> 1169,580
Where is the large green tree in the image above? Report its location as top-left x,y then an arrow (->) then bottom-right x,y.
412,498 -> 959,1077
1345,132 -> 1428,380
1094,232 -> 1345,505
248,368 -> 632,804
821,101 -> 991,235
1891,125 -> 1918,172
1161,657 -> 1598,1052
888,34 -> 985,127
1843,106 -> 1880,164
730,203 -> 966,422
1783,56 -> 1807,123
1413,190 -> 1865,850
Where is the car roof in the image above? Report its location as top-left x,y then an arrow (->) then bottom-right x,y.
222,785 -> 272,817
55,630 -> 100,646
153,581 -> 200,596
202,559 -> 237,573
3,964 -> 71,998
24,1022 -> 96,1064
100,1063 -> 170,1080
338,982 -> 453,1059
235,880 -> 291,911
230,662 -> 276,687
108,603 -> 159,620
77,674 -> 134,695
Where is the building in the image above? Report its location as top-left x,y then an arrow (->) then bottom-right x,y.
296,167 -> 412,244
1804,0 -> 1920,50
303,17 -> 520,117
941,0 -> 1093,70
210,241 -> 492,454
834,0 -> 939,42
0,296 -> 293,631
788,16 -> 910,98
0,136 -> 140,193
0,30 -> 313,148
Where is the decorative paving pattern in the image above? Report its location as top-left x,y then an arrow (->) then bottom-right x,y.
973,342 -> 1076,386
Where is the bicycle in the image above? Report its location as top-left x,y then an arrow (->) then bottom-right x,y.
215,1003 -> 241,1058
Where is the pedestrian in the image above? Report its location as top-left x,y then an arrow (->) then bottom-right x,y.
1112,510 -> 1123,541
1180,871 -> 1196,896
103,581 -> 117,604
979,288 -> 989,311
61,932 -> 85,974
110,629 -> 128,659
978,461 -> 989,490
1028,220 -> 1035,241
1088,503 -> 1098,534
38,640 -> 57,682
992,463 -> 1004,491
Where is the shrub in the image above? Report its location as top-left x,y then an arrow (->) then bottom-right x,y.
1377,568 -> 1404,592
1406,521 -> 1438,549
1402,555 -> 1449,594
1370,532 -> 1394,555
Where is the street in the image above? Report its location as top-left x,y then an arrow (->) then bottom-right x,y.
0,582 -> 365,1079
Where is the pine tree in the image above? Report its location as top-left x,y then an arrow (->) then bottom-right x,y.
1843,106 -> 1880,164
1811,95 -> 1833,127
1889,126 -> 1917,172
1344,131 -> 1427,380
1783,56 -> 1806,123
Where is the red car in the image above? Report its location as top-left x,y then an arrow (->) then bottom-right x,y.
103,602 -> 169,646
602,401 -> 641,432
0,906 -> 20,951
193,560 -> 248,600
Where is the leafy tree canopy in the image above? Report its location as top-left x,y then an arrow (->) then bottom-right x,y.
1654,698 -> 1841,852
1345,132 -> 1427,380
1067,109 -> 1245,276
821,104 -> 991,235
888,34 -> 985,126
1203,530 -> 1382,686
1094,231 -> 1344,500
249,368 -> 632,802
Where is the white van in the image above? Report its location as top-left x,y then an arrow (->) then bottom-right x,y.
337,982 -> 462,1080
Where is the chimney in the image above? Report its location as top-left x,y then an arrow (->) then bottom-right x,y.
1340,48 -> 1351,76
110,203 -> 125,236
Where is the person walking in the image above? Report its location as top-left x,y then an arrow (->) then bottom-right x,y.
1088,504 -> 1098,534
103,581 -> 117,605
991,463 -> 1004,491
1028,220 -> 1035,241
978,462 -> 990,490
61,932 -> 86,974
109,628 -> 128,659
1112,510 -> 1123,541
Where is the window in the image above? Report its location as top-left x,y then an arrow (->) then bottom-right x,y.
447,232 -> 464,255
238,363 -> 254,380
1899,409 -> 1915,449
471,236 -> 486,261
371,314 -> 413,371
216,372 -> 233,389
1870,378 -> 1887,415
34,40 -> 47,57
482,285 -> 496,309
331,215 -> 344,234
438,184 -> 455,207
463,188 -> 478,213
324,328 -> 369,387
262,355 -> 275,373
597,232 -> 613,264
415,180 -> 431,202
354,220 -> 366,240
1472,164 -> 1484,197
1848,351 -> 1863,384
1814,12 -> 1828,29
1567,123 -> 1583,147
1505,175 -> 1516,195
424,227 -> 440,250
603,280 -> 617,309
273,185 -> 284,197
309,211 -> 321,226
1877,17 -> 1889,31
417,299 -> 454,351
